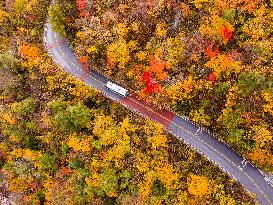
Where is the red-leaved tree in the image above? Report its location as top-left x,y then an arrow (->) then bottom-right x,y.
76,0 -> 89,17
208,72 -> 216,82
141,71 -> 161,94
221,26 -> 232,44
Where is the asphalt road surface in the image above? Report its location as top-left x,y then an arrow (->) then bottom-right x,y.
44,23 -> 273,205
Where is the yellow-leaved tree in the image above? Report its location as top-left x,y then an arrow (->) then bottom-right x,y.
93,115 -> 133,167
262,90 -> 273,116
214,183 -> 236,205
93,114 -> 117,146
187,173 -> 210,197
138,171 -> 155,200
189,108 -> 211,126
67,133 -> 92,152
154,157 -> 179,189
146,122 -> 168,150
252,125 -> 272,148
247,149 -> 273,166
106,38 -> 130,69
205,54 -> 241,77
0,8 -> 6,25
167,75 -> 196,101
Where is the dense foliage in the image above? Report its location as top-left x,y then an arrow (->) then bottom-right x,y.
56,0 -> 273,173
0,0 -> 256,204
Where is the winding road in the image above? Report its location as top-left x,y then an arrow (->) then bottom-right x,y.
44,23 -> 273,204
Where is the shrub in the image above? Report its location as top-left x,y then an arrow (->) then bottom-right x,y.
11,97 -> 35,116
237,71 -> 265,96
39,153 -> 55,171
53,102 -> 91,133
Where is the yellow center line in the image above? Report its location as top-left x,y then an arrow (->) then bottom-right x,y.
50,32 -> 271,204
51,35 -> 102,84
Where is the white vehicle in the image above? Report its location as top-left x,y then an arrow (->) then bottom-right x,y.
105,81 -> 129,97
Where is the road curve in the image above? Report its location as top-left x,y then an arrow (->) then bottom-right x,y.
44,23 -> 273,205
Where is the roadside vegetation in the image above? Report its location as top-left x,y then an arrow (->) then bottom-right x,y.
0,0 -> 267,204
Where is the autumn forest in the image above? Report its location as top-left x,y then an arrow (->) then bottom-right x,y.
0,0 -> 273,204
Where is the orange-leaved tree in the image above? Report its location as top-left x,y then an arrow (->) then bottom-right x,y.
18,44 -> 40,62
145,57 -> 167,80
